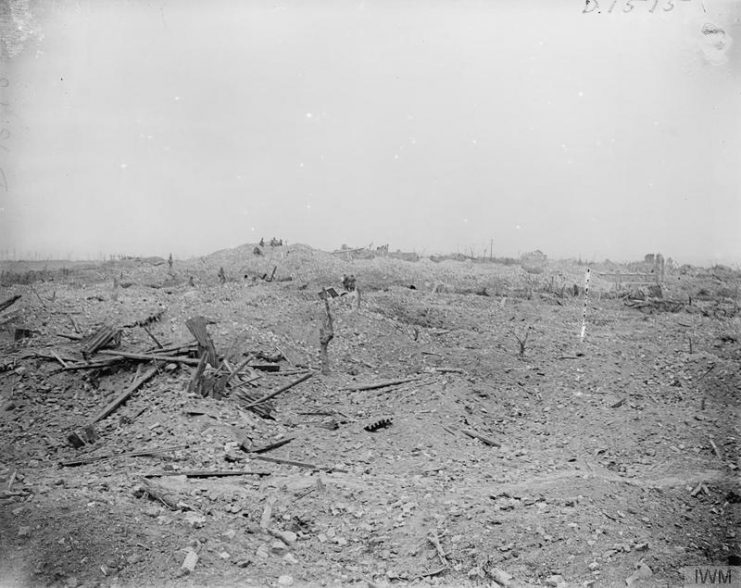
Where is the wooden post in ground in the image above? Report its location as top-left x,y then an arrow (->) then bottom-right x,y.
319,296 -> 334,375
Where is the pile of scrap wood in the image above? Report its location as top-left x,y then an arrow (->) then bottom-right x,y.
32,315 -> 317,449
35,332 -> 201,373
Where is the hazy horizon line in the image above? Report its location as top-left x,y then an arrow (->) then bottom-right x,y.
0,242 -> 739,270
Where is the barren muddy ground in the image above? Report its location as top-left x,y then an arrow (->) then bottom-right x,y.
0,245 -> 739,588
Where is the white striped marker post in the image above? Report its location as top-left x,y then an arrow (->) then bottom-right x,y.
580,268 -> 591,342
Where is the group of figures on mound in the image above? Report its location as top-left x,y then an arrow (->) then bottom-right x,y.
259,237 -> 284,248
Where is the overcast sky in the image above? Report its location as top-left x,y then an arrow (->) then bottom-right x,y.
0,0 -> 739,264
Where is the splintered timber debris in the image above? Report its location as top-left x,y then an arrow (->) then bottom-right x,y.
364,417 -> 393,432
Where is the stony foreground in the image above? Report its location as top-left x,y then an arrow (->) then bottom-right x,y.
1,247 -> 739,587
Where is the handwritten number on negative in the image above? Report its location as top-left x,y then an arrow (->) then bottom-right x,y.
584,0 -> 678,11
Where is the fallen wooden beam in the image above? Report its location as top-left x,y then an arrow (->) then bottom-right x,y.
252,454 -> 348,473
60,444 -> 182,467
55,358 -> 125,372
330,247 -> 366,255
459,427 -> 500,447
429,367 -> 464,374
251,437 -> 294,454
147,342 -> 197,355
0,295 -> 21,314
249,363 -> 281,372
97,350 -> 201,365
416,566 -> 448,580
346,376 -> 421,391
445,425 -> 501,447
90,364 -> 162,424
143,469 -> 272,478
241,372 -> 313,409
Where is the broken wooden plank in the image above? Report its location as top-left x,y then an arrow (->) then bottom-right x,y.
447,425 -> 501,447
251,437 -> 294,454
147,342 -> 197,355
346,375 -> 421,391
141,324 -> 163,349
68,313 -> 81,333
709,438 -> 723,460
97,350 -> 201,365
236,375 -> 262,388
0,294 -> 21,314
234,389 -> 274,419
252,455 -> 348,473
81,324 -> 121,358
690,482 -> 703,497
416,566 -> 448,580
460,427 -> 500,447
241,372 -> 313,409
90,364 -> 162,424
56,358 -> 125,372
60,444 -> 183,467
224,358 -> 253,385
429,367 -> 465,374
185,316 -> 218,367
50,351 -> 68,369
143,469 -> 272,478
249,363 -> 281,372
31,350 -> 79,363
187,354 -> 208,396
57,332 -> 84,341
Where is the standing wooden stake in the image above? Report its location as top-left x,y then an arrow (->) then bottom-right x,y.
319,297 -> 334,375
580,268 -> 591,342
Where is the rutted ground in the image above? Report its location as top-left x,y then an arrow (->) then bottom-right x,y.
0,246 -> 739,588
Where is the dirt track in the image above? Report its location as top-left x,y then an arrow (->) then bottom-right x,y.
1,246 -> 739,588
